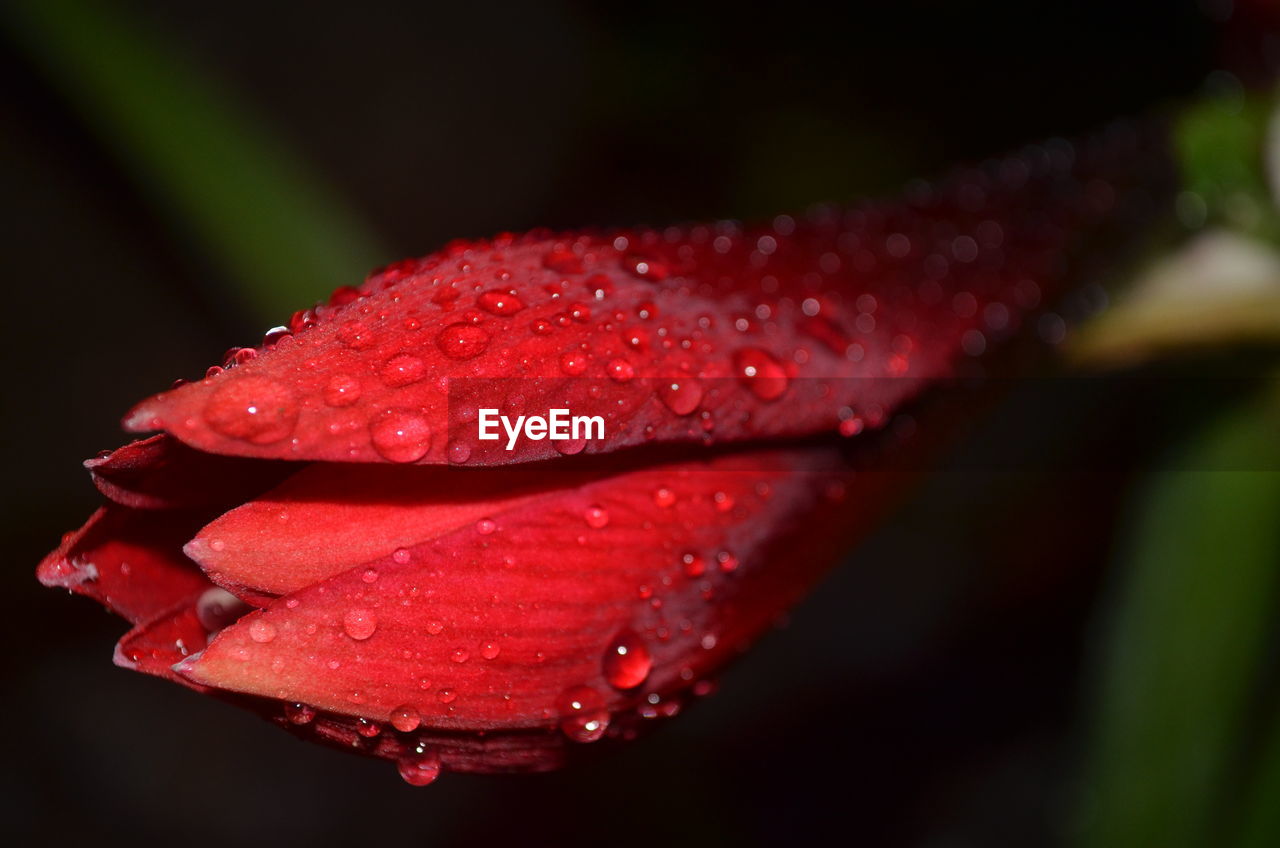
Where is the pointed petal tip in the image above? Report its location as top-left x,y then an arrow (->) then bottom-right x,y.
112,640 -> 138,671
181,537 -> 209,568
122,401 -> 163,434
170,651 -> 204,682
35,553 -> 96,591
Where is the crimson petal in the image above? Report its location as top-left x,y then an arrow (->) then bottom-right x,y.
123,130 -> 1168,465
37,506 -> 210,625
174,449 -> 862,738
87,434 -> 298,510
185,463 -> 602,601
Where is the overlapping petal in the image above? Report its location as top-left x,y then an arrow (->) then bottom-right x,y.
122,128 -> 1169,467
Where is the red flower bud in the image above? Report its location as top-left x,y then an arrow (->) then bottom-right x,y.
38,126 -> 1170,783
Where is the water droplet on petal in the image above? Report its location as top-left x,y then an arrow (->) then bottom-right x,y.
248,619 -> 276,643
556,685 -> 610,743
477,290 -> 525,316
623,255 -> 669,281
584,505 -> 609,528
838,416 -> 865,437
606,358 -> 635,382
204,377 -> 299,444
381,354 -> 426,387
659,378 -> 703,415
436,323 -> 490,359
370,410 -> 431,463
390,704 -> 421,732
603,628 -> 652,689
653,487 -> 675,508
733,348 -> 788,401
323,374 -> 361,407
475,518 -> 497,535
559,351 -> 589,376
336,321 -> 375,350
681,552 -> 706,577
391,548 -> 411,565
447,439 -> 472,464
481,642 -> 501,660
284,702 -> 315,725
343,608 -> 378,640
397,747 -> 441,786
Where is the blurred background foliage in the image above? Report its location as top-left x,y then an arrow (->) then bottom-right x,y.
1,1 -> 1278,846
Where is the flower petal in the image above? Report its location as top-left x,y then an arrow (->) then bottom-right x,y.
87,434 -> 298,510
114,599 -> 215,687
175,447 -> 884,741
124,130 -> 1169,465
37,506 -> 210,624
185,463 -> 600,601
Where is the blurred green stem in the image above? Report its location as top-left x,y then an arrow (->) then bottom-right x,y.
2,0 -> 387,322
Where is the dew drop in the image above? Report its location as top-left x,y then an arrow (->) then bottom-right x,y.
481,642 -> 501,660
248,618 -> 276,643
606,358 -> 635,382
717,551 -> 740,573
659,378 -> 703,415
447,439 -> 472,464
559,351 -> 589,376
554,437 -> 587,456
283,702 -> 314,725
336,321 -> 375,350
475,518 -> 497,535
681,551 -> 706,577
477,290 -> 525,316
624,255 -> 670,281
380,354 -> 426,387
584,505 -> 610,529
838,415 -> 865,438
204,377 -> 299,444
343,608 -> 378,640
323,374 -> 362,407
733,348 -> 788,401
653,487 -> 675,508
602,628 -> 652,689
436,323 -> 490,359
390,704 -> 421,733
436,688 -> 457,704
391,548 -> 411,565
556,685 -> 610,743
370,410 -> 431,463
397,748 -> 441,786
623,326 -> 650,351
362,567 -> 380,583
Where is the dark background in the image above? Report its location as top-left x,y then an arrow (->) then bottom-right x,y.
0,1 -> 1250,845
